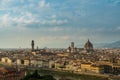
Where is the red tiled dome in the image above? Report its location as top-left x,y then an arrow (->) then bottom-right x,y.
84,39 -> 93,50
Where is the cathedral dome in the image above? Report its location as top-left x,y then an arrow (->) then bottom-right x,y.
84,39 -> 93,50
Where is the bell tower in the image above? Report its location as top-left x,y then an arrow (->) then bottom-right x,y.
31,40 -> 34,51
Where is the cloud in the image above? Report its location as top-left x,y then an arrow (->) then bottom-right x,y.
108,0 -> 120,6
51,15 -> 57,19
49,19 -> 68,25
0,14 -> 12,28
14,12 -> 38,24
39,0 -> 50,8
0,0 -> 69,29
0,12 -> 68,29
46,27 -> 63,32
39,36 -> 70,43
0,12 -> 39,28
39,19 -> 68,25
112,0 -> 120,5
116,26 -> 120,30
1,0 -> 13,5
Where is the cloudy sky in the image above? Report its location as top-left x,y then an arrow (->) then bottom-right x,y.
0,0 -> 120,48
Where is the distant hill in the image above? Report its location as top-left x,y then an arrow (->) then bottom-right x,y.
103,40 -> 120,48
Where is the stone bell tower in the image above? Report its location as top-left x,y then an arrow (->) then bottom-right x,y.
31,40 -> 34,51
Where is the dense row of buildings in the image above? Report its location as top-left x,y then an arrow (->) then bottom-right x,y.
0,67 -> 25,80
0,40 -> 120,80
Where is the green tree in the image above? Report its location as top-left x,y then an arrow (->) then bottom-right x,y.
21,59 -> 24,64
41,75 -> 56,80
31,70 -> 40,78
22,70 -> 56,80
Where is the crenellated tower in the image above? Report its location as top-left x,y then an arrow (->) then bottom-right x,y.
31,40 -> 34,51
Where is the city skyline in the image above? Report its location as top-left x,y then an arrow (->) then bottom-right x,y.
0,0 -> 120,48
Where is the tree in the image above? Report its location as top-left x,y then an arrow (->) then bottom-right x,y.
21,59 -> 24,64
31,70 -> 40,78
22,70 -> 56,80
40,75 -> 56,80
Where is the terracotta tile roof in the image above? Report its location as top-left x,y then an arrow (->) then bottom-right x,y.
0,67 -> 16,73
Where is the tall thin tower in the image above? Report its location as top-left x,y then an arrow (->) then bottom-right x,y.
31,40 -> 34,51
71,42 -> 74,48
